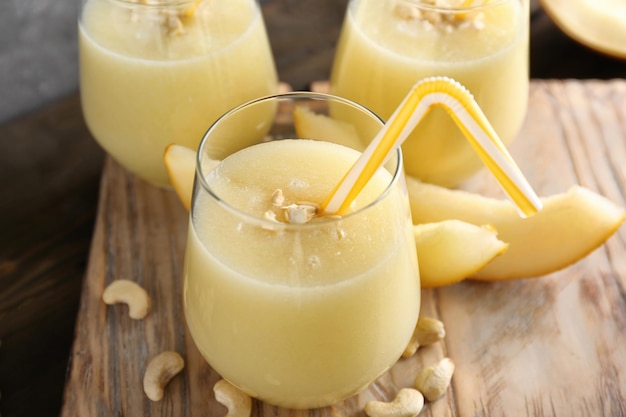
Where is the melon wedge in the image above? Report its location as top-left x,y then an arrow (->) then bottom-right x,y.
540,0 -> 626,60
406,176 -> 626,280
414,220 -> 508,288
164,144 -> 196,211
163,144 -> 219,211
293,106 -> 366,150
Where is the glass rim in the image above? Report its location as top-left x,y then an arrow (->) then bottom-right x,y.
195,91 -> 404,228
395,0 -> 510,12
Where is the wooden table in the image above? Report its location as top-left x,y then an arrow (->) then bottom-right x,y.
1,2 -> 626,416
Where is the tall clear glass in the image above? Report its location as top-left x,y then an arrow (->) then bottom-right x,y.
183,93 -> 421,409
331,0 -> 529,187
78,0 -> 278,187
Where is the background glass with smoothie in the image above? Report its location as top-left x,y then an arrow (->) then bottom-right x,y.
330,0 -> 530,187
79,0 -> 278,186
183,93 -> 421,409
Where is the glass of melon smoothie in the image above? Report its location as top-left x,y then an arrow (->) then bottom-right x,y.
78,0 -> 278,187
183,93 -> 420,409
330,0 -> 529,187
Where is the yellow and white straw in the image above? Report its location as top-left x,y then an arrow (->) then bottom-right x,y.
321,77 -> 542,217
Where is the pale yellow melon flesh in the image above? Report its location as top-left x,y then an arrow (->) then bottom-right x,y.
164,144 -> 197,211
414,220 -> 508,288
540,0 -> 626,60
406,176 -> 626,280
293,106 -> 365,150
163,144 -> 219,211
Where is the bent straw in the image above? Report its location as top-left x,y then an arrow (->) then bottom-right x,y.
320,77 -> 543,217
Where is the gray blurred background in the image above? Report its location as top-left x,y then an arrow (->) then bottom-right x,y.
0,0 -> 79,124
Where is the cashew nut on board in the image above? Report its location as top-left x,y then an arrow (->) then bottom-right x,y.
364,388 -> 424,417
414,357 -> 455,402
402,317 -> 446,358
102,279 -> 151,319
143,351 -> 185,401
214,379 -> 252,417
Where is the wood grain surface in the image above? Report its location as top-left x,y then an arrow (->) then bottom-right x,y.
0,95 -> 104,416
3,1 -> 626,415
60,80 -> 626,417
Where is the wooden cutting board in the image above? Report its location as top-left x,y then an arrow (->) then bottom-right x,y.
61,80 -> 626,417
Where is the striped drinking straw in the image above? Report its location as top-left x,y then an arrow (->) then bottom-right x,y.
320,77 -> 542,217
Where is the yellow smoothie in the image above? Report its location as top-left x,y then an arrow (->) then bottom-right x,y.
79,0 -> 278,186
330,0 -> 529,187
184,139 -> 420,409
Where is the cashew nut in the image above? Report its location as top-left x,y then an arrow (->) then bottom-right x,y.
402,317 -> 446,358
271,189 -> 285,207
214,379 -> 252,417
364,388 -> 424,417
143,351 -> 185,401
102,279 -> 151,319
414,357 -> 455,402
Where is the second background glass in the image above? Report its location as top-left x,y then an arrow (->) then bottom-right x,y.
79,0 -> 278,187
330,0 -> 530,187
